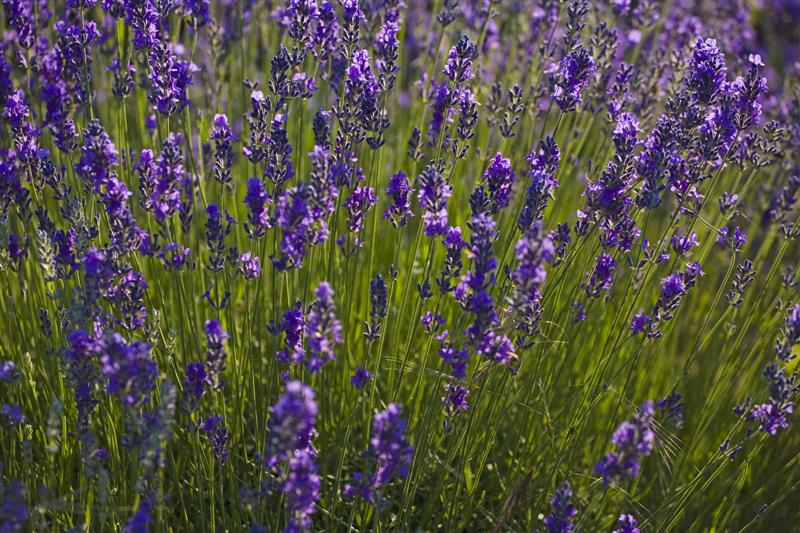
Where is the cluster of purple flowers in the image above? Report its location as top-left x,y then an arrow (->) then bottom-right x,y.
632,262 -> 703,338
543,481 -> 577,533
263,381 -> 320,531
0,479 -> 28,531
510,224 -> 554,347
455,213 -> 514,365
345,403 -> 413,502
596,401 -> 655,483
548,47 -> 597,112
304,282 -> 342,373
613,514 -> 641,533
204,319 -> 229,391
518,137 -> 561,232
384,171 -> 413,228
738,305 -> 800,436
99,332 -> 158,408
0,0 -> 798,530
417,159 -> 451,237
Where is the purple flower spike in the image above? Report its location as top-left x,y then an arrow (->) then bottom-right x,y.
304,282 -> 342,374
204,319 -> 229,391
548,47 -> 597,112
484,152 -> 516,214
350,366 -> 373,389
543,482 -> 577,533
264,381 -> 318,468
595,401 -> 655,483
613,514 -> 641,533
346,404 -> 413,502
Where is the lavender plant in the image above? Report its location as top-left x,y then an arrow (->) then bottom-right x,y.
1,1 -> 800,531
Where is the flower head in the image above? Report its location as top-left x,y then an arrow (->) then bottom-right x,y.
596,401 -> 655,483
543,482 -> 577,533
264,381 -> 317,468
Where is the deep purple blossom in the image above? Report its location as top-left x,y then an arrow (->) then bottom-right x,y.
283,447 -> 320,532
543,482 -> 577,533
670,230 -> 699,255
158,242 -> 192,271
148,42 -> 196,116
509,224 -> 554,347
204,319 -> 229,391
511,224 -> 554,304
613,514 -> 641,533
732,54 -> 768,130
639,262 -> 703,338
595,401 -> 655,483
612,113 -> 640,156
455,213 -> 514,363
443,35 -> 477,84
375,13 -> 400,89
367,403 -> 414,488
519,137 -> 561,231
124,0 -> 161,50
0,480 -> 27,532
350,366 -> 373,389
437,226 -> 467,293
717,226 -> 746,252
341,186 -> 378,248
661,272 -> 686,301
201,415 -> 230,464
211,113 -> 234,188
124,498 -> 154,533
243,90 -> 271,164
688,37 -> 727,105
421,311 -> 446,335
182,0 -> 211,27
385,171 -> 414,227
238,251 -> 261,279
438,331 -> 469,379
264,114 -> 295,187
264,381 -> 317,468
0,360 -> 19,384
304,282 -> 342,373
484,152 -> 516,214
205,204 -> 234,272
75,120 -> 119,192
101,178 -> 141,255
548,47 -> 597,112
183,362 -> 207,407
307,146 -> 337,238
631,313 -> 651,334
273,185 -> 314,270
152,133 -> 185,221
3,0 -> 38,48
417,159 -> 451,237
244,176 -> 272,239
277,303 -> 305,365
427,80 -> 453,144
3,89 -> 29,129
99,333 -> 158,408
312,1 -> 340,60
748,364 -> 797,435
346,404 -> 413,501
442,383 -> 469,418
1,404 -> 24,426
584,253 -> 616,299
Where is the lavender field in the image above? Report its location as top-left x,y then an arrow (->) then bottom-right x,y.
1,0 -> 800,531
